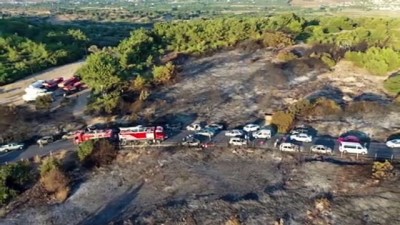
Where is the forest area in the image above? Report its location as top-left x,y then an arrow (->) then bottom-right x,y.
2,14 -> 400,107
75,14 -> 400,115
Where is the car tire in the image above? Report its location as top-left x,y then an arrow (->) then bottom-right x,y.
343,150 -> 347,154
19,147 -> 23,150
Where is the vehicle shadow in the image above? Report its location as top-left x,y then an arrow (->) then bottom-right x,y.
314,134 -> 336,149
77,181 -> 144,225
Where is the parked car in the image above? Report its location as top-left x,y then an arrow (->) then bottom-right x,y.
225,129 -> 244,137
310,145 -> 333,154
43,77 -> 64,89
37,136 -> 54,145
337,135 -> 360,143
229,137 -> 247,146
181,136 -> 201,147
205,123 -> 224,130
279,142 -> 300,152
243,124 -> 260,132
196,129 -> 215,138
186,123 -> 202,131
62,131 -> 77,140
386,139 -> 400,148
339,142 -> 367,155
58,76 -> 80,88
252,129 -> 272,139
290,133 -> 313,143
0,143 -> 24,152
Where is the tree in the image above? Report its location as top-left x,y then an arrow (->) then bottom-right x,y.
79,51 -> 125,93
263,31 -> 294,48
271,111 -> 295,133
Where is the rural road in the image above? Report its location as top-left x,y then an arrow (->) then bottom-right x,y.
1,130 -> 399,165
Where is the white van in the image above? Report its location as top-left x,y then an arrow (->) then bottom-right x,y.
252,129 -> 272,139
339,142 -> 368,155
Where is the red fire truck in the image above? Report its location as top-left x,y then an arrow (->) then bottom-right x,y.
74,129 -> 117,144
118,125 -> 167,145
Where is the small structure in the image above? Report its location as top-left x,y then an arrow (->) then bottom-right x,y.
264,112 -> 273,126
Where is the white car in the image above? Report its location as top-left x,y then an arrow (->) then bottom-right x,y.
225,129 -> 244,137
22,92 -> 53,102
339,142 -> 368,155
279,142 -> 300,152
310,145 -> 332,154
290,133 -> 312,143
205,123 -> 224,130
252,129 -> 272,139
186,123 -> 202,131
386,139 -> 400,148
0,143 -> 24,152
229,137 -> 247,146
196,129 -> 215,138
243,124 -> 260,132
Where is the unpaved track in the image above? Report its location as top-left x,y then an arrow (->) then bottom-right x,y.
0,60 -> 85,105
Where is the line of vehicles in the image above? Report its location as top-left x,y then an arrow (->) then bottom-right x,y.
22,75 -> 87,102
2,120 -> 400,156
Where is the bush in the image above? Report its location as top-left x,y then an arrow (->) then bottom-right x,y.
263,31 -> 294,48
132,75 -> 148,91
40,168 -> 70,202
40,156 -> 70,202
35,95 -> 53,111
78,140 -> 95,161
153,62 -> 176,84
0,161 -> 32,205
372,160 -> 394,179
276,51 -> 298,62
86,92 -> 121,116
309,98 -> 342,117
40,157 -> 60,177
384,74 -> 400,94
271,111 -> 295,133
82,139 -> 117,168
288,99 -> 313,116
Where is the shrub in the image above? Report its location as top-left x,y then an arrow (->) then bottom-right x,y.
288,99 -> 313,116
139,89 -> 150,101
40,168 -> 70,202
384,74 -> 400,94
271,111 -> 295,133
0,161 -> 32,205
132,75 -> 148,91
83,139 -> 117,168
78,140 -> 95,161
309,98 -> 342,117
153,62 -> 176,84
277,51 -> 298,62
35,95 -> 53,111
372,160 -> 394,179
40,157 -> 60,177
263,31 -> 294,48
320,53 -> 336,68
86,92 -> 121,116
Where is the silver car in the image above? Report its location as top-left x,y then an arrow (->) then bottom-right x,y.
310,145 -> 333,154
0,143 -> 24,152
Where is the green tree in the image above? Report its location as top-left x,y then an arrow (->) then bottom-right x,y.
78,140 -> 95,161
35,94 -> 53,111
79,51 -> 125,93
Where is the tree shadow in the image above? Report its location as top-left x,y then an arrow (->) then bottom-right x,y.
77,181 -> 144,225
353,92 -> 391,104
306,84 -> 344,105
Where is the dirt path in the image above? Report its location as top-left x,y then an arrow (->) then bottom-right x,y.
0,60 -> 85,105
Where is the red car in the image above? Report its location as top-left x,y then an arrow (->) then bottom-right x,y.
43,77 -> 64,89
58,76 -> 80,88
337,135 -> 360,143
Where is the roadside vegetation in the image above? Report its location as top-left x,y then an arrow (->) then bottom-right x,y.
0,161 -> 33,205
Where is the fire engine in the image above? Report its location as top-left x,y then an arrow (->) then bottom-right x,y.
74,129 -> 117,144
118,125 -> 167,145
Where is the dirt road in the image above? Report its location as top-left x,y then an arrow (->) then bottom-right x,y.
0,60 -> 85,105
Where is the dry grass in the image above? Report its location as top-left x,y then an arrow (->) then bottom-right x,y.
225,215 -> 241,225
40,168 -> 70,203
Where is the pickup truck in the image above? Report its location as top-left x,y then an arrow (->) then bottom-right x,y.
0,143 -> 24,152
